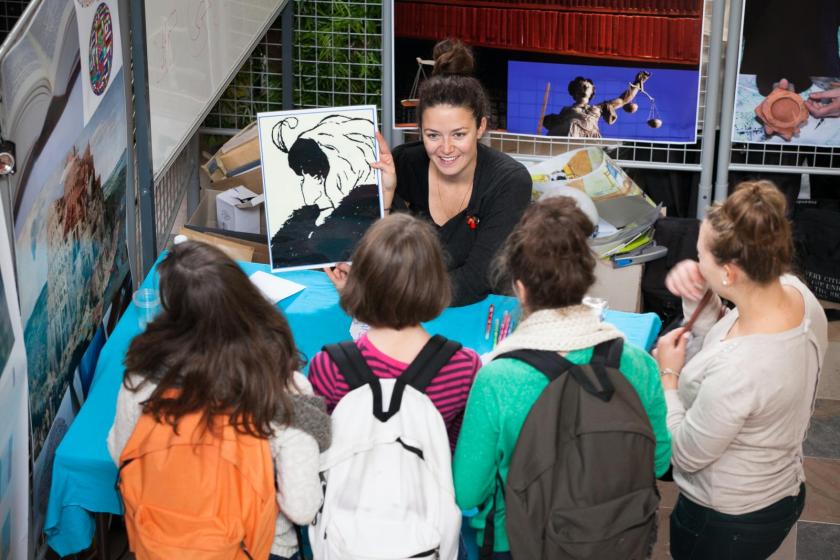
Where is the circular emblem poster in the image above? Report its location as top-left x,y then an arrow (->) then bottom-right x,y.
88,3 -> 113,96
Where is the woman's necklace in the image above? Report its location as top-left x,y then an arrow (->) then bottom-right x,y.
434,171 -> 472,223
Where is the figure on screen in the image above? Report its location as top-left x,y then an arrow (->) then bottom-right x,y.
542,71 -> 651,138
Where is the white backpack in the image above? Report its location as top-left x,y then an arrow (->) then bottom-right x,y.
310,336 -> 464,560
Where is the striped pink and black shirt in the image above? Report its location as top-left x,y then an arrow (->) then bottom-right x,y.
308,334 -> 481,450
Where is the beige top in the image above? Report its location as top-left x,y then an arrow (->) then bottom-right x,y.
665,275 -> 828,515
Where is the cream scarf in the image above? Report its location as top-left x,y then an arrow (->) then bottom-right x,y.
484,305 -> 624,361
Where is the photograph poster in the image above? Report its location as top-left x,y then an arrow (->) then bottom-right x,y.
0,181 -> 31,560
73,0 -> 124,125
732,0 -> 840,146
392,0 -> 705,143
257,106 -> 383,272
0,0 -> 130,542
508,61 -> 700,143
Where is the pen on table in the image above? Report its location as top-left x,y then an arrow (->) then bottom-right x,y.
492,318 -> 501,348
499,311 -> 511,341
484,304 -> 495,340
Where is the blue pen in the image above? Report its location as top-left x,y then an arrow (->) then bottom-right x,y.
612,245 -> 667,268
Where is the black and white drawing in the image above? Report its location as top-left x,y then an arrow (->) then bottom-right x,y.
257,106 -> 383,271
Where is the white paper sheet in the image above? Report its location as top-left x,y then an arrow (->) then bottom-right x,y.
249,270 -> 306,304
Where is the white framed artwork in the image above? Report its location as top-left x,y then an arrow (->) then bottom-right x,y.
257,105 -> 383,272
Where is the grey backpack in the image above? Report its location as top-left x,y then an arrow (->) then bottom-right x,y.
482,338 -> 659,560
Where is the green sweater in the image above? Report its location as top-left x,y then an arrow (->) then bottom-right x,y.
452,343 -> 672,552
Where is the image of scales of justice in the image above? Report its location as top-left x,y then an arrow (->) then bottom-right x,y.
400,58 -> 664,135
534,75 -> 663,136
400,57 -> 435,113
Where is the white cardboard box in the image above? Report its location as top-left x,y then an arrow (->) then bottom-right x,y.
216,186 -> 264,234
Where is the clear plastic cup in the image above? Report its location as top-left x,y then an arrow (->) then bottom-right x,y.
133,288 -> 160,330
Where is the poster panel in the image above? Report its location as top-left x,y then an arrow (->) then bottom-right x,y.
0,177 -> 30,560
0,0 -> 130,544
392,0 -> 705,144
257,105 -> 383,272
508,61 -> 700,143
731,0 -> 840,146
73,0 -> 124,125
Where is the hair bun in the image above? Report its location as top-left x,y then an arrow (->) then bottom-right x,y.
432,38 -> 475,76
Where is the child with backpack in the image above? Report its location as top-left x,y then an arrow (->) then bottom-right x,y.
307,213 -> 481,559
106,240 -> 330,560
453,197 -> 672,560
309,212 -> 481,450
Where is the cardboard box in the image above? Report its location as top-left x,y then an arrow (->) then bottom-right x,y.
216,186 -> 263,235
202,122 -> 260,180
588,258 -> 643,313
186,188 -> 270,264
206,166 -> 264,195
178,227 -> 255,262
190,187 -> 267,234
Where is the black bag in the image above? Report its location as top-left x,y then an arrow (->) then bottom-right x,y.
642,217 -> 700,331
482,339 -> 659,560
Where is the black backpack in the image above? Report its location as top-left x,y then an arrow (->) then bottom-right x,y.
482,338 -> 659,560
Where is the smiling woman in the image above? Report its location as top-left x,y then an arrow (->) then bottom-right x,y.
377,40 -> 532,306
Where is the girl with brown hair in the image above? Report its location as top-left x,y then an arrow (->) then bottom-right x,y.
310,213 -> 481,449
107,241 -> 330,560
453,197 -> 672,558
655,180 -> 829,559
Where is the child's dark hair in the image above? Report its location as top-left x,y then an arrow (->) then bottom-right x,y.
417,39 -> 490,128
495,197 -> 596,311
341,213 -> 451,329
123,241 -> 300,438
568,77 -> 595,101
288,137 -> 330,180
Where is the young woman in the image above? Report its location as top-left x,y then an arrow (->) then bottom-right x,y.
655,180 -> 828,560
309,212 -> 481,450
107,241 -> 330,560
330,39 -> 532,306
453,197 -> 672,558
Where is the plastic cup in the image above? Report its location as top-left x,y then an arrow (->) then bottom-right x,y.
133,288 -> 160,330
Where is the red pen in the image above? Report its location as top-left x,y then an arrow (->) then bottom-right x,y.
484,304 -> 494,340
499,311 -> 511,341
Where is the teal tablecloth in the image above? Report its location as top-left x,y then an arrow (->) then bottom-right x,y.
44,262 -> 661,556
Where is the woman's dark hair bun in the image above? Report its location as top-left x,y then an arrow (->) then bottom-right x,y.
432,38 -> 475,76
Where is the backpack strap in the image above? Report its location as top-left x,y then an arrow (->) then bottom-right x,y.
399,335 -> 462,393
323,341 -> 375,390
592,337 -> 624,369
374,335 -> 462,422
479,472 -> 507,560
324,336 -> 462,423
496,341 -> 621,402
576,338 -> 624,402
494,348 -> 575,381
